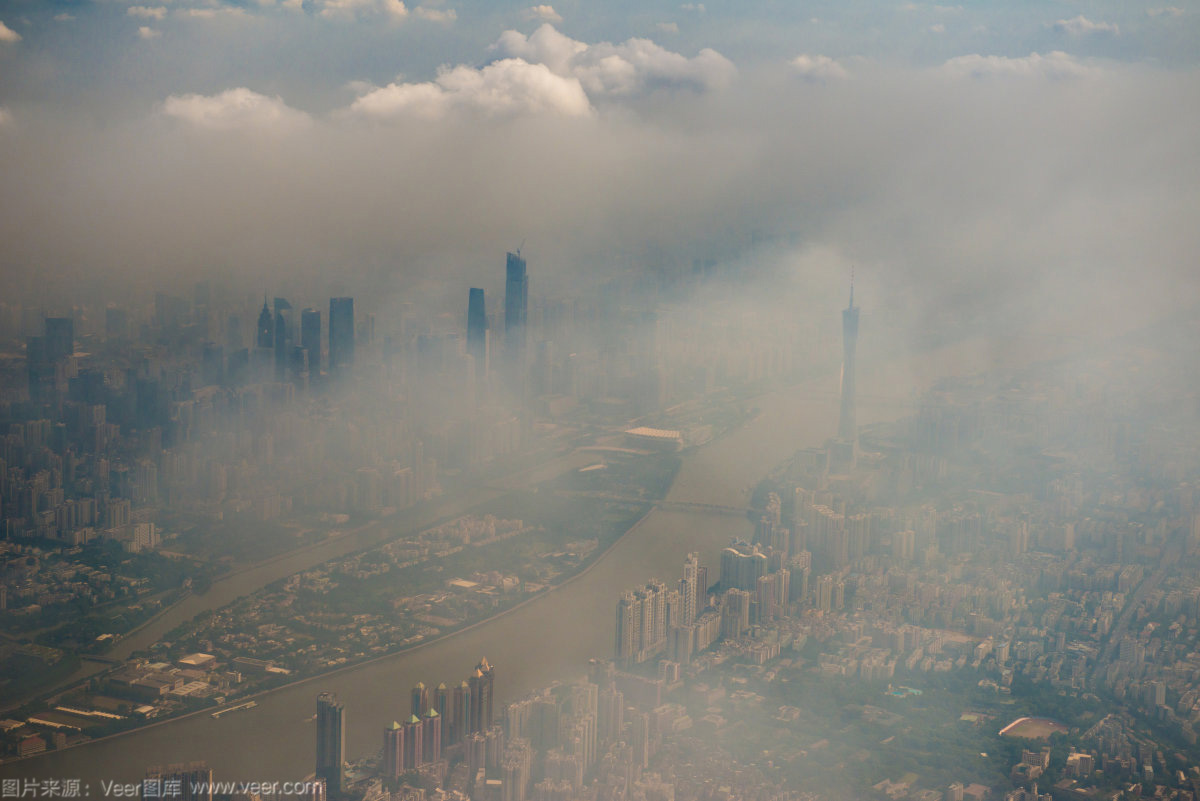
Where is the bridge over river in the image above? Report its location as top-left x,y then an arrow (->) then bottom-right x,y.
551,489 -> 750,517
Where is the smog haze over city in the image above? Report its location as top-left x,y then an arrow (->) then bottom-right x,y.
2,2 -> 1200,801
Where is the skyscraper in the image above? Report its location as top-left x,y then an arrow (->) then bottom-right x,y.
719,542 -> 767,591
106,306 -> 129,340
329,297 -> 354,375
615,591 -> 639,662
316,692 -> 345,799
680,553 -> 700,626
411,682 -> 428,719
403,715 -> 423,770
454,680 -> 472,745
834,282 -> 860,471
274,316 -> 289,380
468,657 -> 495,733
435,683 -> 450,746
838,283 -> 859,441
422,708 -> 442,764
504,252 -> 528,368
301,308 -> 321,376
382,721 -> 405,781
257,300 -> 274,349
44,317 -> 74,363
467,287 -> 488,382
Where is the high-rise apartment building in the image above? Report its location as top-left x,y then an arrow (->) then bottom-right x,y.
454,680 -> 472,745
680,553 -> 700,627
435,683 -> 450,746
469,657 -> 495,734
719,542 -> 767,592
382,721 -> 405,780
316,692 -> 345,798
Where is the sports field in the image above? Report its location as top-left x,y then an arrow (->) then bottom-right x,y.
998,717 -> 1068,739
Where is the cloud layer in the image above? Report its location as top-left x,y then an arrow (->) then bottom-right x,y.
790,54 -> 849,82
347,59 -> 592,119
494,24 -> 736,97
1053,15 -> 1120,36
0,14 -> 1196,355
338,25 -> 735,120
940,51 -> 1097,80
161,88 -> 312,131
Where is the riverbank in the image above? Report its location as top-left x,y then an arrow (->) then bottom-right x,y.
0,501 -> 662,771
0,488 -> 517,716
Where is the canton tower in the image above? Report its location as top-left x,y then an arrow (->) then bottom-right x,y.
837,279 -> 859,452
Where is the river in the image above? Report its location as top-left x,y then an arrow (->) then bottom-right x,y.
1,334 -> 1025,786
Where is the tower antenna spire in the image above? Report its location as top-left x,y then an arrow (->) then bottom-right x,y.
849,266 -> 855,309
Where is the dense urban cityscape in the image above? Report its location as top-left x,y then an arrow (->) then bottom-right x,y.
2,246 -> 1200,800
1,1 -> 1198,800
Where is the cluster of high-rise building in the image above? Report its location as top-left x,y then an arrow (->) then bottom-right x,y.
0,251 -> 543,544
613,541 -> 804,668
315,659 -> 498,798
0,288 -> 365,545
614,554 -> 709,666
0,247 -> 836,547
607,287 -> 867,670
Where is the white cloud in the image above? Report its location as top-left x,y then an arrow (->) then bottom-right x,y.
657,22 -> 679,34
1053,15 -> 1119,36
54,12 -> 75,22
941,51 -> 1098,80
346,58 -> 593,119
930,23 -> 945,33
0,20 -> 22,42
789,54 -> 849,82
161,88 -> 312,132
495,24 -> 735,97
127,6 -> 167,20
177,7 -> 250,20
680,3 -> 705,12
1147,6 -> 1185,17
318,0 -> 408,22
523,5 -> 562,24
138,26 -> 161,39
415,6 -> 456,23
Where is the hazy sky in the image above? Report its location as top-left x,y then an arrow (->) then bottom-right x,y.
0,0 -> 1197,340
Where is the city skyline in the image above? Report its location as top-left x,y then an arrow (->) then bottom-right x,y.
1,1 -> 1199,799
